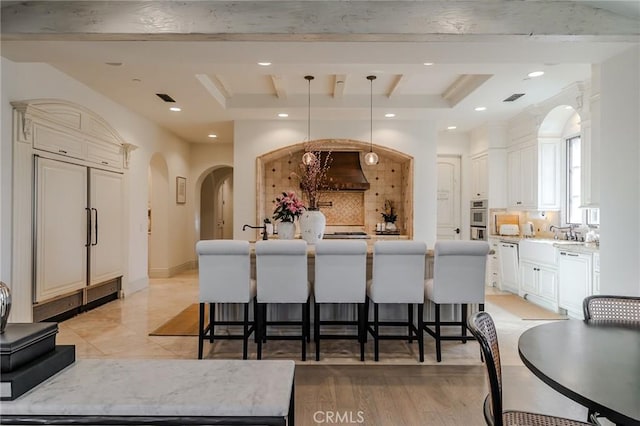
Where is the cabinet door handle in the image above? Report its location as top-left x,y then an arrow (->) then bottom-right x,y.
567,253 -> 579,257
85,208 -> 92,247
58,149 -> 67,154
91,208 -> 98,246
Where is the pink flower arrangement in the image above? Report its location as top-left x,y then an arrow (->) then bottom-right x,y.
273,191 -> 305,223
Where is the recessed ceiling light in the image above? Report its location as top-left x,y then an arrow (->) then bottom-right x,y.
474,106 -> 487,112
278,113 -> 289,118
208,134 -> 217,138
447,126 -> 457,130
423,62 -> 434,66
565,106 -> 573,110
385,113 -> 396,118
528,71 -> 545,78
258,62 -> 272,66
169,107 -> 182,112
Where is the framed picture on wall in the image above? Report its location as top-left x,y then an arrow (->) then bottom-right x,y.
176,176 -> 186,204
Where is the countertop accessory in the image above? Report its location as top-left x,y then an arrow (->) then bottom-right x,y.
499,224 -> 520,236
0,281 -> 10,333
523,221 -> 535,237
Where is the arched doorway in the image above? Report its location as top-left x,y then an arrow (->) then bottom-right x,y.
200,166 -> 234,240
148,153 -> 170,277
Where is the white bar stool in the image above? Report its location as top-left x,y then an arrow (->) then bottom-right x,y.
313,240 -> 367,361
255,240 -> 311,361
196,240 -> 256,360
366,240 -> 426,362
424,240 -> 490,362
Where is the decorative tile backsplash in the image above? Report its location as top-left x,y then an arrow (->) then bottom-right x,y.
263,148 -> 410,234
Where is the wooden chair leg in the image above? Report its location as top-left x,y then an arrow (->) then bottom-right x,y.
364,297 -> 370,343
257,303 -> 263,360
198,302 -> 205,359
301,302 -> 307,361
306,298 -> 311,343
253,297 -> 259,343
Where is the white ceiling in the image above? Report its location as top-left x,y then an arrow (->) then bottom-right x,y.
1,1 -> 639,145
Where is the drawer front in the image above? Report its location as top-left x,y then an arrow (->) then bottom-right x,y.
87,141 -> 122,169
33,291 -> 83,322
87,277 -> 122,303
33,123 -> 85,159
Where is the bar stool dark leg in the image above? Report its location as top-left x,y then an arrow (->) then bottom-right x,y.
198,303 -> 205,359
408,304 -> 414,343
418,303 -> 424,362
242,302 -> 249,360
209,303 -> 216,343
374,303 -> 380,362
306,298 -> 311,343
253,297 -> 259,343
301,301 -> 307,361
358,302 -> 365,361
461,304 -> 468,343
315,301 -> 321,361
435,304 -> 442,362
364,297 -> 369,343
257,303 -> 264,360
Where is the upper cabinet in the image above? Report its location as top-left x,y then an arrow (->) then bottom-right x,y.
507,140 -> 560,210
471,154 -> 488,200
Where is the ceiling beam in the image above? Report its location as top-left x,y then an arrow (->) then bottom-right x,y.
195,74 -> 227,108
270,75 -> 287,99
333,74 -> 347,98
441,74 -> 492,107
2,1 -> 638,41
387,75 -> 405,98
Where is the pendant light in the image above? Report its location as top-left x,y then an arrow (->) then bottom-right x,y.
364,75 -> 379,166
301,75 -> 316,166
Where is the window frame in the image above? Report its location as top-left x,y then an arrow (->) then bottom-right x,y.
565,135 -> 582,225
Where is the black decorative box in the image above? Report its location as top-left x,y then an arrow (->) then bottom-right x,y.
0,323 -> 58,373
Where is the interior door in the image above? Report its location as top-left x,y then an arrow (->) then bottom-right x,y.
89,168 -> 124,285
436,156 -> 461,240
35,157 -> 87,302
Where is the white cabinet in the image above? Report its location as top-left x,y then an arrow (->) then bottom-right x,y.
487,238 -> 501,287
558,250 -> 592,319
592,252 -> 600,295
507,140 -> 560,210
498,242 -> 519,293
471,154 -> 488,200
518,240 -> 559,312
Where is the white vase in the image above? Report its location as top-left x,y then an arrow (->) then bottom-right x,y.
299,210 -> 326,244
385,222 -> 397,232
278,221 -> 296,240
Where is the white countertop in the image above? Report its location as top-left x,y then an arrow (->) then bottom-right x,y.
1,359 -> 295,418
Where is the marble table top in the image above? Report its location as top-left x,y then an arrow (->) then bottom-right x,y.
1,359 -> 295,418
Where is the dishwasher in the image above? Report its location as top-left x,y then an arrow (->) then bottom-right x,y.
498,241 -> 519,294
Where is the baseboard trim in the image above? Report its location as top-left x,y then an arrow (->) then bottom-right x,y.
149,261 -> 196,279
125,276 -> 149,296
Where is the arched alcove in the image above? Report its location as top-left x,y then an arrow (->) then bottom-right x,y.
148,153 -> 170,277
257,139 -> 414,237
199,166 -> 234,240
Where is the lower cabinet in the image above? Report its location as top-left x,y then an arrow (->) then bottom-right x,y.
498,242 -> 519,293
558,250 -> 592,319
520,260 -> 558,311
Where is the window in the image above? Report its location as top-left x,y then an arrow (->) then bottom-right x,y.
566,136 -> 581,224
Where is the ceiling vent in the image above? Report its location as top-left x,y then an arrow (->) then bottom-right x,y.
503,93 -> 525,102
156,93 -> 176,103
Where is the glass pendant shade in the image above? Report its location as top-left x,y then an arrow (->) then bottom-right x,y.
364,151 -> 379,165
302,151 -> 316,165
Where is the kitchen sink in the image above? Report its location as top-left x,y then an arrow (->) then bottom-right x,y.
524,239 -> 583,245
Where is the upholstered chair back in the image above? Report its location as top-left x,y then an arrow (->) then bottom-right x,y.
430,240 -> 490,304
314,240 -> 367,304
255,240 -> 309,303
196,240 -> 252,303
369,241 -> 427,303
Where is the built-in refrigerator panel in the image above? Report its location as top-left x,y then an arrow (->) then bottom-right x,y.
89,168 -> 123,286
34,157 -> 88,302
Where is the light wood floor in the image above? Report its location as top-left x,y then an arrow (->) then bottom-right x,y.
55,270 -> 591,425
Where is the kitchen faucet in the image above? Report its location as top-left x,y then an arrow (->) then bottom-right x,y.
242,224 -> 269,240
550,225 -> 578,241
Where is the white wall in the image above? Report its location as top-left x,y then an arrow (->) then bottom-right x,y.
234,119 -> 438,245
599,46 -> 640,296
1,58 -> 193,318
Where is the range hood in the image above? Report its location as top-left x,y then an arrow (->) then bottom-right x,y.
323,151 -> 370,191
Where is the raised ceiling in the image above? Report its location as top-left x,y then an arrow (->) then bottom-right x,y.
2,1 -> 639,144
